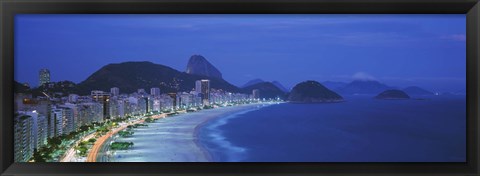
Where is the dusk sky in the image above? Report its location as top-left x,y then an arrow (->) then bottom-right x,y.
15,14 -> 466,92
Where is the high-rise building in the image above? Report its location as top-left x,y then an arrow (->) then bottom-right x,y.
108,97 -> 128,119
76,104 -> 90,127
110,87 -> 120,97
127,97 -> 139,115
50,108 -> 63,137
193,94 -> 202,107
77,102 -> 103,125
195,80 -> 202,95
150,87 -> 161,97
252,89 -> 260,99
35,100 -> 52,138
108,97 -> 119,119
58,104 -> 76,134
25,111 -> 48,150
159,94 -> 174,110
152,99 -> 161,112
39,69 -> 50,87
91,90 -> 110,120
197,80 -> 210,105
61,107 -> 75,134
137,89 -> 146,95
179,92 -> 194,108
168,93 -> 177,109
147,97 -> 154,113
137,97 -> 148,114
14,113 -> 34,162
117,99 -> 126,118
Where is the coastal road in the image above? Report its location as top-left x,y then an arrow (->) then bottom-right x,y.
60,133 -> 96,162
86,114 -> 166,162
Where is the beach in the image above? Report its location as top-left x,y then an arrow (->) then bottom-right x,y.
105,103 -> 269,162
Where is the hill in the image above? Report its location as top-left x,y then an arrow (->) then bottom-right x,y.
241,79 -> 265,88
272,81 -> 289,93
242,82 -> 286,100
76,61 -> 239,95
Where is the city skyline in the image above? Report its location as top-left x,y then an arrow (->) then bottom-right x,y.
15,14 -> 466,92
14,75 -> 256,162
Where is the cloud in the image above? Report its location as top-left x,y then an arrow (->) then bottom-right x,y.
352,72 -> 376,81
441,34 -> 466,42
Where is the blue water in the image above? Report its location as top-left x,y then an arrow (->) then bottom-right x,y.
199,96 -> 466,162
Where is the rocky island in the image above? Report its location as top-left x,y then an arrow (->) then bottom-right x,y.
375,90 -> 410,100
288,80 -> 343,103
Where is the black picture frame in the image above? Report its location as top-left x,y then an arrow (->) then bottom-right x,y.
1,0 -> 479,175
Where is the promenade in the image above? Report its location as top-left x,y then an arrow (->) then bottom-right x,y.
60,133 -> 96,162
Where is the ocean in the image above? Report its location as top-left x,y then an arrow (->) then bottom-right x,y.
199,95 -> 466,162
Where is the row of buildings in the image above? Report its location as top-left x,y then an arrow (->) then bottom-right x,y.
14,76 -> 259,162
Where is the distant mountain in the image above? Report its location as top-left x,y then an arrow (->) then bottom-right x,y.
272,81 -> 289,93
288,80 -> 343,103
242,82 -> 286,100
241,79 -> 265,88
375,90 -> 410,100
322,81 -> 348,90
185,55 -> 222,79
336,80 -> 392,95
403,86 -> 434,96
76,61 -> 239,95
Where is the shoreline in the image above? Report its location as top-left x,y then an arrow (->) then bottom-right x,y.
106,102 -> 274,162
192,103 -> 274,161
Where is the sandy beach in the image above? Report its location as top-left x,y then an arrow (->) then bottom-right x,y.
103,103 -> 268,162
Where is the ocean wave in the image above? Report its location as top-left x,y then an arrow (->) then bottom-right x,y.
201,105 -> 270,162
